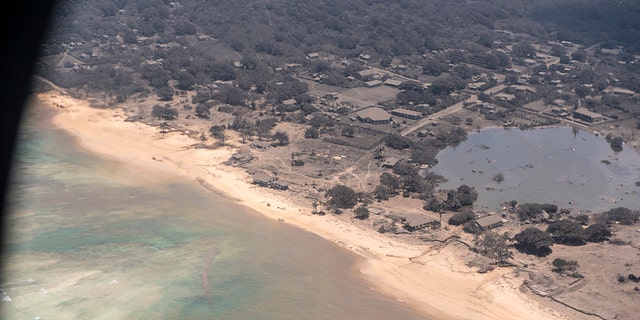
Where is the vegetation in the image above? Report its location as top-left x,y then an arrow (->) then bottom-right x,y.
474,231 -> 513,266
325,185 -> 358,209
547,220 -> 586,246
354,206 -> 369,220
448,210 -> 475,226
514,228 -> 553,256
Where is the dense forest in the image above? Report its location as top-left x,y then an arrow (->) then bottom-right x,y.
37,0 -> 640,101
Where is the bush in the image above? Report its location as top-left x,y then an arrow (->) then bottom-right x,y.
448,210 -> 475,226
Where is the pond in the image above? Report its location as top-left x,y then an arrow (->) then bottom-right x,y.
431,126 -> 640,212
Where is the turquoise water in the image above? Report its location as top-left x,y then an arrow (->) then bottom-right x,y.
432,126 -> 640,212
1,100 -> 427,320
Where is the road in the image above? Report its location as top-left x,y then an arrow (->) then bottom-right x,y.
401,94 -> 478,136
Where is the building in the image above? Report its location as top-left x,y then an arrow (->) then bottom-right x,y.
381,157 -> 400,168
384,79 -> 403,87
401,214 -> 439,231
356,107 -> 392,124
307,52 -> 320,59
357,69 -> 382,79
573,107 -> 603,123
365,80 -> 383,87
391,108 -> 422,120
250,141 -> 271,151
252,173 -> 275,187
475,214 -> 504,230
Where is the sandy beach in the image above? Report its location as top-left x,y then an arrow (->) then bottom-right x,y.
37,90 -> 569,320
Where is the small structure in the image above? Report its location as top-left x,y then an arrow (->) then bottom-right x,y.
356,107 -> 392,124
250,141 -> 271,151
391,108 -> 422,120
307,52 -> 320,59
475,214 -> 504,230
573,107 -> 603,123
381,157 -> 400,168
232,61 -> 243,68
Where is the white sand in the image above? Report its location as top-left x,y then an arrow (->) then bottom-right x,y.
38,91 -> 569,320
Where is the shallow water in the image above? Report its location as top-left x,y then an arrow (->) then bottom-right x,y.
1,101 -> 427,320
432,126 -> 640,212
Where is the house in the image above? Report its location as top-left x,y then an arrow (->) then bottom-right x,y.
391,108 -> 422,120
307,52 -> 320,59
573,107 -> 603,123
252,173 -> 275,187
365,80 -> 383,87
381,157 -> 400,168
384,79 -> 403,87
356,107 -> 392,124
475,214 -> 504,230
401,214 -> 439,231
250,141 -> 271,151
357,69 -> 382,79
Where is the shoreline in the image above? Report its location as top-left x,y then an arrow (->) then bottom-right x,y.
36,90 -> 569,320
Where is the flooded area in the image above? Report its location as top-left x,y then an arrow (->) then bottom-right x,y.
432,126 -> 640,212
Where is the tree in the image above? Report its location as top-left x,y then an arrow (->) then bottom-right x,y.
547,220 -> 586,245
571,49 -> 587,62
552,258 -> 579,273
272,131 -> 289,146
512,42 -> 536,58
151,104 -> 178,120
341,126 -> 355,137
208,125 -> 226,144
514,228 -> 553,256
584,223 -> 611,242
517,203 -> 543,221
325,185 -> 358,209
379,172 -> 400,194
304,126 -> 319,139
195,104 -> 211,119
354,206 -> 369,220
448,210 -> 475,226
474,231 -> 513,266
604,207 -> 639,225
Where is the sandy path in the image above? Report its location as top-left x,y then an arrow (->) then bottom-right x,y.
38,91 -> 569,320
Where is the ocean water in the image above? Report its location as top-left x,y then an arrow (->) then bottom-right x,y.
1,100 -> 427,320
432,126 -> 640,212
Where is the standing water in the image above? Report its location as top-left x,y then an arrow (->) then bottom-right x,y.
432,126 -> 640,212
1,99 -> 428,320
